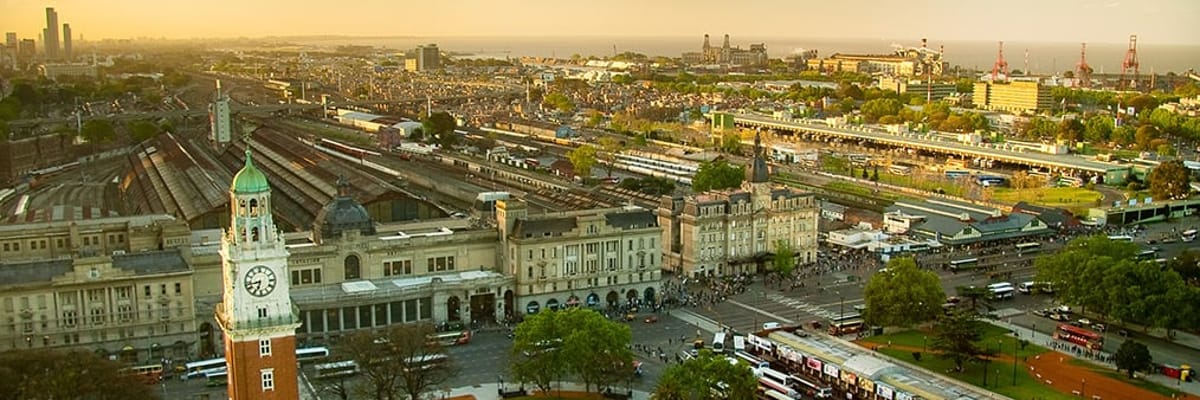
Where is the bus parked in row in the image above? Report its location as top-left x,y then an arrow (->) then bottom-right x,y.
1015,242 -> 1041,254
1054,323 -> 1104,350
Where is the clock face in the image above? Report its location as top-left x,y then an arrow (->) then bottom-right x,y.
244,265 -> 277,297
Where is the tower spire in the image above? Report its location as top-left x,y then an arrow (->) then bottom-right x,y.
747,129 -> 770,183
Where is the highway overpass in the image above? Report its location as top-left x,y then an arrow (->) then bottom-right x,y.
725,112 -> 1132,184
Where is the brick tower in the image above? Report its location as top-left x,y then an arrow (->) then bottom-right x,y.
216,148 -> 300,400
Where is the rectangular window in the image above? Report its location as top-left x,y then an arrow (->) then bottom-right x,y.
160,284 -> 166,295
342,307 -> 357,330
261,369 -> 275,391
259,338 -> 272,356
174,283 -> 181,295
143,286 -> 151,297
384,260 -> 412,277
257,307 -> 268,319
359,306 -> 373,329
390,301 -> 404,324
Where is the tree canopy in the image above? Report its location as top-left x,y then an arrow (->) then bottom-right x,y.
1147,160 -> 1194,201
930,309 -> 995,372
0,348 -> 156,400
422,111 -> 457,147
567,144 -> 598,180
510,308 -> 634,394
1114,340 -> 1153,379
772,240 -> 797,283
692,159 -> 745,192
81,120 -> 116,143
863,257 -> 945,328
1036,235 -> 1200,331
333,324 -> 456,400
654,350 -> 758,400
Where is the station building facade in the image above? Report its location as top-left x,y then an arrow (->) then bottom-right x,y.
0,212 -> 198,361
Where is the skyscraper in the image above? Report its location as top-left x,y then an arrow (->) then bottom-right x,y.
44,7 -> 59,59
62,24 -> 72,60
4,33 -> 16,48
415,44 -> 440,71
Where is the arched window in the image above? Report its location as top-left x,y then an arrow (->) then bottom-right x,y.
248,199 -> 259,216
344,255 -> 361,280
251,227 -> 260,242
239,200 -> 247,216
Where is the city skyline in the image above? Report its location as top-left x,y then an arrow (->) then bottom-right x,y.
2,0 -> 1199,45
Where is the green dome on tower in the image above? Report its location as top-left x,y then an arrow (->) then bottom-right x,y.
231,149 -> 270,194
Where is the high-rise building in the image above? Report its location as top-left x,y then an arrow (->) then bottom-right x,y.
972,80 -> 1053,113
18,39 -> 35,61
415,44 -> 440,71
216,150 -> 301,400
4,32 -> 16,48
62,24 -> 72,60
44,7 -> 59,59
210,80 -> 232,145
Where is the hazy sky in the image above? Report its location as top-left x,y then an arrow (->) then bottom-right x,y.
2,0 -> 1198,45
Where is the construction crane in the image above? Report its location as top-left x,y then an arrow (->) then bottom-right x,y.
1076,43 -> 1092,88
991,41 -> 1009,83
1118,34 -> 1140,91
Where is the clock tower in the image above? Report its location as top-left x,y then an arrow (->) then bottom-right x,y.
216,149 -> 300,400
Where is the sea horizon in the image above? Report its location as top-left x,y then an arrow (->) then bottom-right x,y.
288,35 -> 1200,75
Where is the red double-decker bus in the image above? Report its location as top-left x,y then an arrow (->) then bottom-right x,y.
1054,323 -> 1103,350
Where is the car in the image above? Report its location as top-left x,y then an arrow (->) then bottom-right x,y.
1032,309 -> 1049,317
624,313 -> 636,321
1077,318 -> 1092,326
1049,313 -> 1070,321
644,315 -> 658,324
1093,323 -> 1107,332
762,322 -> 782,331
946,296 -> 962,304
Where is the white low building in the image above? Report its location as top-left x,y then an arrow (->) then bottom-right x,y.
824,225 -> 940,254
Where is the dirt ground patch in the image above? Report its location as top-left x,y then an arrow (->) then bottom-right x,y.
1023,352 -> 1172,400
863,342 -> 1175,400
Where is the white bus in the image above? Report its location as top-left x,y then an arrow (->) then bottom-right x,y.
314,360 -> 360,379
949,258 -> 979,271
712,332 -> 727,353
755,368 -> 801,399
182,358 -> 226,380
734,351 -> 770,369
1107,235 -> 1134,242
760,389 -> 793,400
1182,229 -> 1197,242
988,282 -> 1015,299
296,347 -> 331,364
1015,242 -> 1042,253
733,335 -> 746,353
788,373 -> 833,398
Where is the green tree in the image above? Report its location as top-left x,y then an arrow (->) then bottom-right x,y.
1168,250 -> 1200,287
511,308 -> 633,394
1135,125 -> 1159,150
1113,340 -> 1153,378
80,120 -> 116,143
720,132 -> 744,155
567,144 -> 598,180
0,348 -> 157,400
408,127 -> 424,141
692,159 -> 745,192
1083,114 -> 1114,144
772,240 -> 797,284
422,111 -> 456,146
930,309 -> 995,372
1147,160 -> 1193,200
597,136 -> 625,177
128,120 -> 161,142
544,92 -> 575,113
863,257 -> 944,327
1057,118 -> 1085,143
654,350 -> 757,400
955,285 -> 993,312
860,98 -> 902,122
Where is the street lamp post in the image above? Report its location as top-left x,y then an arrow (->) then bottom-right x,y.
1081,378 -> 1086,397
922,336 -> 928,352
1012,339 -> 1019,386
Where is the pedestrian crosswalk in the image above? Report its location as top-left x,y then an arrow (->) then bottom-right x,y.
765,293 -> 839,320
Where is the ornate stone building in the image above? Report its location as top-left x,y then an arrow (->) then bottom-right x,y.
657,133 -> 819,278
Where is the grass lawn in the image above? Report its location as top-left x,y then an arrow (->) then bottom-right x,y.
1069,359 -> 1184,397
861,325 -> 1047,359
991,187 -> 1103,214
876,347 -> 1075,400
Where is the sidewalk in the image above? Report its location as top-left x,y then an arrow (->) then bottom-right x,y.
987,317 -> 1200,396
443,382 -> 652,400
